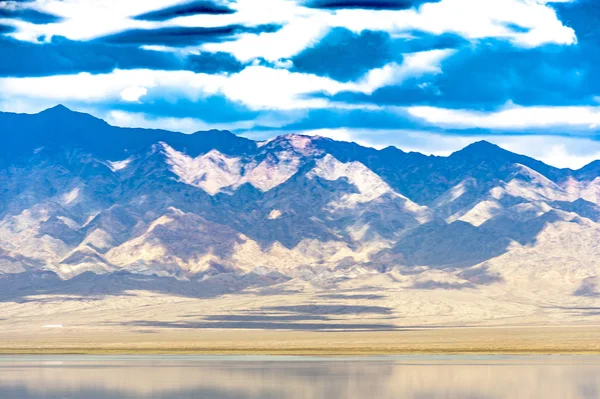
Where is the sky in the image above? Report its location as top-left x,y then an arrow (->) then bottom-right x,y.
1,0 -> 600,168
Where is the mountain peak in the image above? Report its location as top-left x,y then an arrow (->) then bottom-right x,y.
49,104 -> 70,111
576,159 -> 600,180
257,134 -> 318,155
461,140 -> 502,152
39,104 -> 74,115
451,140 -> 515,161
37,104 -> 108,126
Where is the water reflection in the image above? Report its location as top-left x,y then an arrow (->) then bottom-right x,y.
0,355 -> 599,398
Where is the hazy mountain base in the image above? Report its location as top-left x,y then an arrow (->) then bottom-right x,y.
0,272 -> 598,338
1,284 -> 600,354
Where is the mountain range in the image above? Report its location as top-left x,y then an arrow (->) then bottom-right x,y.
0,105 -> 599,326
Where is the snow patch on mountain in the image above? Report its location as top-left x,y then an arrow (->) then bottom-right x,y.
307,154 -> 394,207
563,177 -> 600,205
503,164 -> 570,202
105,208 -> 245,276
0,249 -> 31,274
0,205 -> 53,236
162,143 -> 301,194
162,144 -> 243,195
307,155 -> 428,219
79,229 -> 116,253
455,200 -> 503,226
244,152 -> 301,192
285,134 -> 313,153
59,246 -> 114,278
268,210 -> 283,220
61,187 -> 81,206
256,138 -> 274,148
231,237 -> 387,273
347,223 -> 370,241
433,178 -> 477,208
106,157 -> 133,172
508,202 -> 553,221
56,216 -> 80,231
485,219 -> 600,300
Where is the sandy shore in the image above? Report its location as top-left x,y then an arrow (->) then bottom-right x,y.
2,326 -> 600,355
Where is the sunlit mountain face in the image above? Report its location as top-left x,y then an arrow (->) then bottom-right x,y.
1,0 -> 600,169
0,107 -> 599,310
1,1 -> 600,325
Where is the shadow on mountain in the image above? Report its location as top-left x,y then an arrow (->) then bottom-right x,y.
412,281 -> 475,290
409,265 -> 504,290
383,221 -> 510,268
549,306 -> 600,317
379,211 -> 564,269
200,315 -> 330,322
261,304 -> 393,315
120,320 -> 400,332
479,211 -> 565,246
552,199 -> 600,223
0,270 -> 289,302
0,385 -> 288,399
574,277 -> 599,297
247,287 -> 304,296
457,266 -> 504,285
318,294 -> 385,300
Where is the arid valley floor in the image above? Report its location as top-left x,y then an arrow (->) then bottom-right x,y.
1,283 -> 599,355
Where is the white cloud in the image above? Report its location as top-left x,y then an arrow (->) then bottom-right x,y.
327,0 -> 576,47
0,51 -> 449,111
222,66 -> 344,109
356,49 -> 454,94
7,0 -> 575,56
155,0 -> 577,63
0,68 -> 328,110
407,105 -> 600,130
201,18 -> 329,63
6,0 -> 179,41
120,86 -> 148,102
0,69 -> 225,103
105,110 -> 255,133
201,0 -> 329,62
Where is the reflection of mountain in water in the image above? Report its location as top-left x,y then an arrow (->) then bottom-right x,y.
0,356 -> 599,399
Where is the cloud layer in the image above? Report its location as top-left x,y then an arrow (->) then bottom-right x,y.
1,0 -> 600,168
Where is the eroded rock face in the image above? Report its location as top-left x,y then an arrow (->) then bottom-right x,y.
0,106 -> 599,305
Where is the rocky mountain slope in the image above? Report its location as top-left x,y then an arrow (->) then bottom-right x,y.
1,105 -> 599,315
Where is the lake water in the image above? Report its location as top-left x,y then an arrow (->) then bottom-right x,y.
0,355 -> 599,398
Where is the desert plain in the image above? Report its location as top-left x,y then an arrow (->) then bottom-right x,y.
1,281 -> 599,355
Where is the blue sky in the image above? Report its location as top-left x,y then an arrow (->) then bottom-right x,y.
1,0 -> 599,168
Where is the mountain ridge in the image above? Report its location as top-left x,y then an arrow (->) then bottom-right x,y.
0,105 -> 599,328
2,105 -> 597,172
